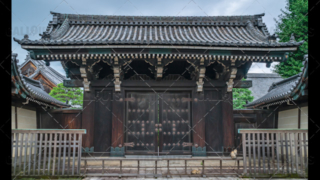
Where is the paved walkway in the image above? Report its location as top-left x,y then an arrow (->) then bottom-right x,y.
83,178 -> 307,180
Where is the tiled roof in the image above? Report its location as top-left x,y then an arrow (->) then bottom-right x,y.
244,55 -> 308,108
12,53 -> 70,108
20,54 -> 67,85
13,12 -> 304,47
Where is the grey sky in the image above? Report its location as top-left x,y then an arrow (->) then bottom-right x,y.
12,0 -> 288,76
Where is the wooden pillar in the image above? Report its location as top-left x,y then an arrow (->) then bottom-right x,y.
111,90 -> 124,147
82,90 -> 96,149
192,91 -> 206,148
222,92 -> 234,152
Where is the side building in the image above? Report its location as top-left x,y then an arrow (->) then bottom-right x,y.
244,55 -> 308,129
12,53 -> 70,129
18,54 -> 67,93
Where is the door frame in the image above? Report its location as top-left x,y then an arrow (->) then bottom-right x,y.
123,87 -> 194,155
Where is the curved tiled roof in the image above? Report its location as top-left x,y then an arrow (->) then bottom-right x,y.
13,12 -> 304,47
12,53 -> 70,108
244,55 -> 308,108
20,55 -> 67,85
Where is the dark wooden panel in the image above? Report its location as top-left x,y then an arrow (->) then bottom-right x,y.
234,122 -> 256,151
192,92 -> 206,148
125,92 -> 157,153
82,91 -> 96,148
63,80 -> 83,87
204,90 -> 223,153
161,92 -> 192,153
94,90 -> 113,152
111,90 -> 125,147
222,92 -> 234,152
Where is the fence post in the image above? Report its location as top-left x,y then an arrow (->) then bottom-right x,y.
242,133 -> 247,174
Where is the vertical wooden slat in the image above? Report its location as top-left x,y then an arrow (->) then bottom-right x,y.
77,134 -> 82,175
120,160 -> 122,174
58,133 -> 62,175
19,133 -> 24,174
257,133 -> 261,173
285,132 -> 289,174
185,160 -> 187,174
43,133 -> 48,174
303,133 -> 307,173
72,133 -> 76,175
262,133 -> 266,173
271,133 -> 275,174
52,133 -> 57,175
62,133 -> 67,175
220,159 -> 222,174
294,133 -> 299,174
33,133 -> 37,175
280,132 -> 284,174
252,133 -> 256,176
138,160 -> 140,174
202,160 -> 204,175
289,132 -> 293,174
48,133 -> 53,175
68,133 -> 71,175
38,133 -> 43,175
23,134 -> 28,175
102,160 -> 104,174
28,133 -> 33,175
248,133 -> 251,174
299,132 -> 304,174
276,133 -> 280,173
14,133 -> 19,175
242,133 -> 247,174
266,132 -> 270,174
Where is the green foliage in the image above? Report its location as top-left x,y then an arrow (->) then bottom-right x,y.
233,86 -> 254,109
273,0 -> 308,78
49,83 -> 83,108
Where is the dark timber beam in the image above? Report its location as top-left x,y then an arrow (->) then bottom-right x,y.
192,91 -> 206,148
222,91 -> 234,152
233,80 -> 252,88
63,80 -> 83,87
82,90 -> 96,151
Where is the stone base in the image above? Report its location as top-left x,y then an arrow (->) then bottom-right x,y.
111,147 -> 125,157
192,146 -> 206,156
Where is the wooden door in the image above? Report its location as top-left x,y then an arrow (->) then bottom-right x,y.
125,92 -> 157,154
159,92 -> 192,154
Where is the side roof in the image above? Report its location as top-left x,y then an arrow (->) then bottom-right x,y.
13,12 -> 304,47
12,53 -> 70,108
19,54 -> 67,85
244,55 -> 308,108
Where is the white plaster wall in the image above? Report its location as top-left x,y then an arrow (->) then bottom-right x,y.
278,108 -> 299,129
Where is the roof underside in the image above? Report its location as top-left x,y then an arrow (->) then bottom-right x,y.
14,12 -> 303,47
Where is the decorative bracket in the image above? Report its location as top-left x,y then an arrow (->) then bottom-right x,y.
80,66 -> 90,92
155,57 -> 163,80
113,56 -> 122,92
196,58 -> 206,92
226,59 -> 237,92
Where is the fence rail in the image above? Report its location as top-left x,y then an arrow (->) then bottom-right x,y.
239,129 -> 308,177
12,129 -> 86,177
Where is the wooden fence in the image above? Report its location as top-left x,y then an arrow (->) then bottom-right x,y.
12,129 -> 86,177
239,129 -> 308,177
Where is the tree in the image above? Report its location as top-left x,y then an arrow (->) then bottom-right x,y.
233,88 -> 254,109
49,83 -> 83,108
273,0 -> 308,78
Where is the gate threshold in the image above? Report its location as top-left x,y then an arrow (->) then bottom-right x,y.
125,155 -> 192,159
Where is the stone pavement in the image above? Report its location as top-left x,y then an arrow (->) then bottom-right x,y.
83,178 -> 307,180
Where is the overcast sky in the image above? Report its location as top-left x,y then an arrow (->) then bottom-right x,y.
12,0 -> 288,75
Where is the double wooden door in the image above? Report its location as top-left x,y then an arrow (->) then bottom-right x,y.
125,92 -> 192,155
